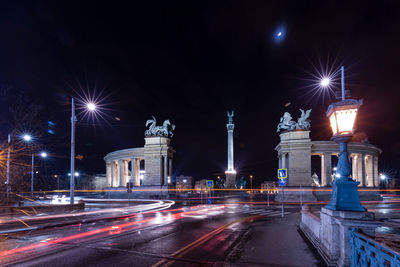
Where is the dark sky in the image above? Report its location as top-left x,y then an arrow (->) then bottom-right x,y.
1,1 -> 400,184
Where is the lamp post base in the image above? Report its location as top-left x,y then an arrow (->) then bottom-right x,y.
325,178 -> 366,211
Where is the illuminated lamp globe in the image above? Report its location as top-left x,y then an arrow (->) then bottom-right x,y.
320,77 -> 331,87
326,99 -> 363,137
87,102 -> 96,111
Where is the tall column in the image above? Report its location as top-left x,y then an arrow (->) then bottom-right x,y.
225,111 -> 236,188
110,161 -> 114,187
361,153 -> 366,187
131,158 -> 136,184
374,156 -> 379,188
321,154 -> 326,186
118,159 -> 123,187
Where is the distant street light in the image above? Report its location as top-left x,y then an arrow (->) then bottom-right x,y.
40,152 -> 48,158
19,134 -> 40,198
22,134 -> 32,142
323,66 -> 365,211
250,175 -> 253,190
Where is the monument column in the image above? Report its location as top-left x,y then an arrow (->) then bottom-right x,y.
225,111 -> 236,188
357,154 -> 363,186
278,154 -> 282,169
123,160 -> 129,186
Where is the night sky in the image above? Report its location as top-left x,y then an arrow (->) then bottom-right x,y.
1,1 -> 400,185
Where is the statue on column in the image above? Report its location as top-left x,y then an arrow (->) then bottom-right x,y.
227,111 -> 234,124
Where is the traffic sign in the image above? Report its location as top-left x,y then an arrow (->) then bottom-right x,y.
277,168 -> 287,179
278,178 -> 286,186
206,180 -> 214,188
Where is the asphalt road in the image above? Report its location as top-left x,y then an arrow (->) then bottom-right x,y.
1,198 -> 400,266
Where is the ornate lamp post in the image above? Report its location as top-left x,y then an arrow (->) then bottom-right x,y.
322,67 -> 365,211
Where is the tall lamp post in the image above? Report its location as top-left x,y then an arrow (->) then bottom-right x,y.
70,98 -> 96,204
321,66 -> 365,211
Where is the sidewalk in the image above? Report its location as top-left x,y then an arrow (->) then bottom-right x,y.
237,212 -> 326,267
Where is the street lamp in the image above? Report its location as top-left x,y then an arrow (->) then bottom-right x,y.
250,175 -> 253,190
70,98 -> 96,204
323,67 -> 365,211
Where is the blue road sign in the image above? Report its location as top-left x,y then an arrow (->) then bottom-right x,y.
278,178 -> 286,186
278,168 -> 287,179
206,180 -> 214,188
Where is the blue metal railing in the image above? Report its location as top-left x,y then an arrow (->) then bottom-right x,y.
350,228 -> 400,267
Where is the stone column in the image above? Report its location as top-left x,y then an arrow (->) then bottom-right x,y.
163,156 -> 168,185
106,162 -> 111,187
278,154 -> 282,169
123,160 -> 129,187
281,153 -> 286,169
136,159 -> 141,186
131,158 -> 136,184
110,161 -> 114,187
365,155 -> 373,187
321,154 -> 326,186
351,154 -> 358,183
169,157 -> 172,178
361,153 -> 366,187
374,156 -> 379,188
322,152 -> 332,186
357,154 -> 363,186
118,159 -> 123,187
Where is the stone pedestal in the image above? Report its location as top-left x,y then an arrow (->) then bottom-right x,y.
144,137 -> 174,186
275,130 -> 312,186
225,173 -> 236,188
320,207 -> 382,266
275,186 -> 317,202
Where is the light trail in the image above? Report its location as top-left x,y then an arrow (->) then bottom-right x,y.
0,205 -> 225,265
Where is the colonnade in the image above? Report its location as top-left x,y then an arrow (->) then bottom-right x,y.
106,158 -> 142,187
317,153 -> 379,187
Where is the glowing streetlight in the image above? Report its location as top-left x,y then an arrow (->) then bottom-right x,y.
87,102 -> 96,111
22,134 -> 32,142
380,174 -> 387,180
323,67 -> 365,212
320,77 -> 331,87
40,152 -> 48,158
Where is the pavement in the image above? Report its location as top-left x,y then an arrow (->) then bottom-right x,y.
236,212 -> 326,267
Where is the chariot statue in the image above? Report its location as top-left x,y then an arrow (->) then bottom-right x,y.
276,109 -> 312,132
145,116 -> 175,138
276,112 -> 297,132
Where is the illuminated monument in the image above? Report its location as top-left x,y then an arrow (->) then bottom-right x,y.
225,111 -> 236,188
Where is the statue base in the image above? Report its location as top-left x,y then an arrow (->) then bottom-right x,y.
225,173 -> 236,189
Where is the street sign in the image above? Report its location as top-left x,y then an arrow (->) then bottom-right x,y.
206,180 -> 214,188
278,178 -> 286,186
277,168 -> 287,179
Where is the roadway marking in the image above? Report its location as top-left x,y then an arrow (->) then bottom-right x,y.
152,215 -> 261,267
